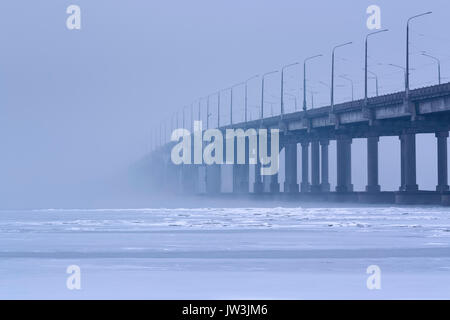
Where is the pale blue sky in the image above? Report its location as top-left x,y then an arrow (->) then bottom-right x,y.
0,0 -> 449,207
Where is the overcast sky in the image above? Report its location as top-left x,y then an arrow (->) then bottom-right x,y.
0,0 -> 449,208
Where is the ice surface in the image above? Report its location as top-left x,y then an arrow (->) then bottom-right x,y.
0,206 -> 449,299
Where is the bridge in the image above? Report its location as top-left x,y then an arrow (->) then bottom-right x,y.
149,80 -> 450,206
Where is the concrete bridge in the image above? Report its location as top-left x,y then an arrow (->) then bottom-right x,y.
150,82 -> 450,206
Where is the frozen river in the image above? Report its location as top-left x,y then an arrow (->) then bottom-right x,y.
0,205 -> 449,299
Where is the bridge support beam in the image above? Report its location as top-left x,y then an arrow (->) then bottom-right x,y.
268,136 -> 280,194
436,131 -> 449,192
402,133 -> 418,192
181,165 -> 198,194
310,141 -> 321,192
366,136 -> 381,193
269,172 -> 280,193
399,135 -> 406,191
336,136 -> 353,193
206,165 -> 221,194
230,135 -> 250,194
233,164 -> 249,193
320,140 -> 330,192
254,162 -> 263,194
301,141 -> 310,192
284,143 -> 299,193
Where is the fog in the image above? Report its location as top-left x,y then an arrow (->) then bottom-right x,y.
0,0 -> 449,209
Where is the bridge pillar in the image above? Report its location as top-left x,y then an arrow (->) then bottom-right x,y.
300,141 -> 310,192
233,164 -> 249,193
230,135 -> 250,194
436,131 -> 449,192
268,136 -> 280,194
254,162 -> 263,194
181,164 -> 198,194
366,136 -> 381,193
403,133 -> 418,192
263,173 -> 271,193
284,143 -> 299,193
206,165 -> 221,194
254,137 -> 264,193
269,172 -> 280,193
399,135 -> 406,191
310,140 -> 321,192
320,139 -> 330,192
336,136 -> 353,192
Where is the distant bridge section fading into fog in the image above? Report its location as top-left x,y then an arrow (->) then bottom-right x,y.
151,82 -> 450,206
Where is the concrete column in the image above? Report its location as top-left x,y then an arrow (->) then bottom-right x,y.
366,136 -> 381,193
206,165 -> 221,194
233,164 -> 249,194
231,135 -> 250,194
254,162 -> 263,194
336,136 -> 353,192
320,140 -> 330,192
181,164 -> 196,194
253,136 -> 263,193
284,143 -> 299,193
436,131 -> 449,192
399,135 -> 406,191
345,140 -> 352,192
263,173 -> 271,193
269,173 -> 280,193
310,141 -> 321,192
300,141 -> 310,192
404,133 -> 418,192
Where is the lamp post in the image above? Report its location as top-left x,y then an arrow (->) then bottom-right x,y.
197,99 -> 201,122
331,42 -> 352,112
421,52 -> 441,84
406,12 -> 432,99
260,71 -> 279,121
365,29 -> 388,104
339,75 -> 354,101
217,91 -> 221,128
303,54 -> 322,111
244,75 -> 259,123
206,96 -> 210,129
228,82 -> 244,125
190,103 -> 194,131
281,62 -> 299,117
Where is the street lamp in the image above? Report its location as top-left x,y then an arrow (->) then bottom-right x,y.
260,71 -> 279,121
365,29 -> 388,104
331,42 -> 353,112
190,102 -> 194,131
244,75 -> 259,123
217,91 -> 221,128
421,52 -> 441,85
303,54 -> 322,111
228,82 -> 244,125
281,62 -> 299,117
206,95 -> 211,129
197,99 -> 201,122
406,12 -> 432,98
339,75 -> 354,101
